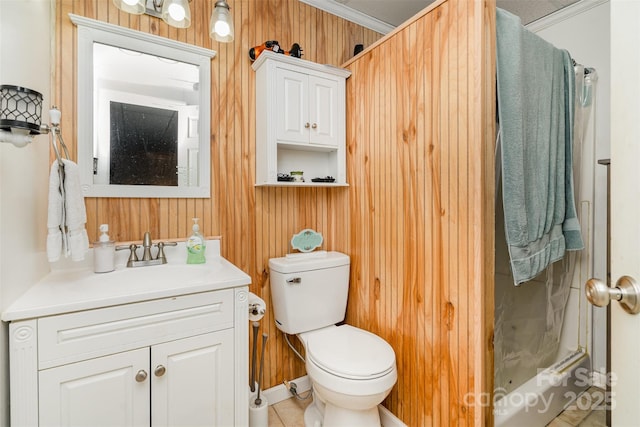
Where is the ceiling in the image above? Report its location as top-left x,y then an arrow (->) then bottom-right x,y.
301,0 -> 581,33
495,0 -> 581,25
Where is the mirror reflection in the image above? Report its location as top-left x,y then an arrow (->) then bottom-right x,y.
71,14 -> 215,198
93,43 -> 200,189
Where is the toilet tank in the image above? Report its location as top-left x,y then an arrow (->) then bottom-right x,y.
269,251 -> 350,335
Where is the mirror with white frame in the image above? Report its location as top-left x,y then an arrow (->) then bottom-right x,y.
71,14 -> 215,198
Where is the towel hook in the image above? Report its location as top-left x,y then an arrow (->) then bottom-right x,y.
47,106 -> 69,167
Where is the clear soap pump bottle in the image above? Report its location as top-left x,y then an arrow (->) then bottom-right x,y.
186,218 -> 206,264
93,224 -> 115,273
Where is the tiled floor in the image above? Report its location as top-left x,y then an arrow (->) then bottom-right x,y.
266,386 -> 606,427
547,387 -> 607,427
268,395 -> 312,427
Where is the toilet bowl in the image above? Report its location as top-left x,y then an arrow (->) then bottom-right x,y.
299,325 -> 397,426
269,251 -> 398,427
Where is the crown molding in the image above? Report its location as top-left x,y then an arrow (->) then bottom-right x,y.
526,0 -> 608,33
299,0 -> 394,35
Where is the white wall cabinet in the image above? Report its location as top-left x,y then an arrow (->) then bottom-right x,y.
253,51 -> 351,186
276,68 -> 339,147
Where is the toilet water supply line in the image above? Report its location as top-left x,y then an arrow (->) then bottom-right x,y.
284,333 -> 306,362
284,333 -> 313,401
248,299 -> 310,401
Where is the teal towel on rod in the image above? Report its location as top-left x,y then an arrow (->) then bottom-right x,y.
496,8 -> 583,285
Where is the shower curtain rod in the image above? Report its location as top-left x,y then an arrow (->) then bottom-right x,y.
572,58 -> 594,74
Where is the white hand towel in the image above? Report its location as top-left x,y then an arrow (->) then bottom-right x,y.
68,228 -> 89,262
47,162 -> 63,262
46,160 -> 89,263
62,159 -> 89,261
46,230 -> 62,263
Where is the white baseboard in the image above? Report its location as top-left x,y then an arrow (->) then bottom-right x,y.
263,375 -> 406,427
379,404 -> 407,427
263,375 -> 312,405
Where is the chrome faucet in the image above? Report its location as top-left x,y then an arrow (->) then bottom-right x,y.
141,232 -> 153,261
116,232 -> 177,268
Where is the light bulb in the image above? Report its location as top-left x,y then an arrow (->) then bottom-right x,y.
113,0 -> 145,14
161,0 -> 191,28
167,3 -> 186,22
210,2 -> 234,42
214,21 -> 230,37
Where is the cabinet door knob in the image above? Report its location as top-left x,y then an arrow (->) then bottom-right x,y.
154,365 -> 166,377
311,123 -> 317,129
135,370 -> 148,382
304,122 -> 310,128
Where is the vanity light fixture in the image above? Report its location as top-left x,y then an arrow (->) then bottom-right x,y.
113,0 -> 235,43
210,0 -> 234,42
113,0 -> 192,29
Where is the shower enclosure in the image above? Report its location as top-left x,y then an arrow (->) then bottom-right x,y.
493,17 -> 601,427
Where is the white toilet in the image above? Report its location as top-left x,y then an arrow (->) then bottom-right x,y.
269,251 -> 397,427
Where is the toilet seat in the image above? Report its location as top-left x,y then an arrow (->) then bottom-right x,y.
306,325 -> 395,380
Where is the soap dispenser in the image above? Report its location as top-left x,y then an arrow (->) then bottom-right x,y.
93,224 -> 115,273
186,218 -> 206,264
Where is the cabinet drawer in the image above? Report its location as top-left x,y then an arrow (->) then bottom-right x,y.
38,290 -> 234,369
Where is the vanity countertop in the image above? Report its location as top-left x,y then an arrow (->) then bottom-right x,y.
2,239 -> 251,322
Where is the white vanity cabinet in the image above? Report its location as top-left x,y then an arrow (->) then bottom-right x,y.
3,240 -> 250,427
38,329 -> 234,426
36,293 -> 235,427
253,51 -> 351,186
38,347 -> 152,426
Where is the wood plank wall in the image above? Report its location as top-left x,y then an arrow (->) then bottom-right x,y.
55,0 -> 496,425
53,0 -> 380,407
343,0 -> 496,425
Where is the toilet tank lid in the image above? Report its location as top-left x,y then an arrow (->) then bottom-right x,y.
269,251 -> 350,273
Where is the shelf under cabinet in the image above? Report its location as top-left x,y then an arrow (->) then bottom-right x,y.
255,182 -> 349,187
277,141 -> 338,152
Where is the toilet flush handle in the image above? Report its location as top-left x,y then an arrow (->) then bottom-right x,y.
286,277 -> 301,284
